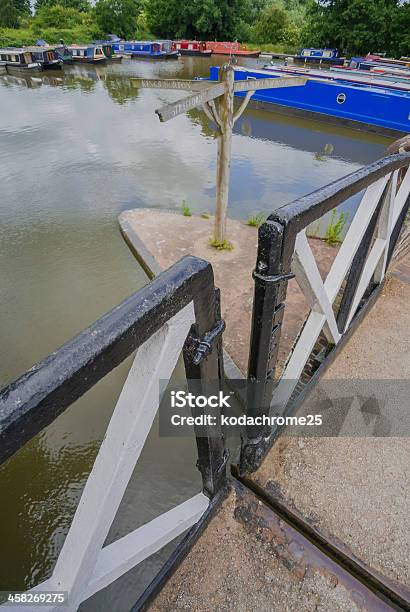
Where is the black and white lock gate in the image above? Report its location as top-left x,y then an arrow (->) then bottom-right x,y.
0,256 -> 228,612
242,148 -> 410,472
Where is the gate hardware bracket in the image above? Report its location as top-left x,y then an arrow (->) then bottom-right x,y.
198,447 -> 230,477
187,319 -> 226,365
252,271 -> 295,284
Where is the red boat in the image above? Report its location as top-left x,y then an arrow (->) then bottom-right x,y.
172,40 -> 212,56
205,41 -> 260,58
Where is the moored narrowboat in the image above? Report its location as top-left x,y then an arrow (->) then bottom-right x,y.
205,41 -> 260,57
26,46 -> 63,70
366,53 -> 410,68
295,48 -> 345,66
264,63 -> 410,92
0,48 -> 42,73
55,45 -> 73,64
111,40 -> 178,60
348,56 -> 410,77
67,44 -> 106,64
35,39 -> 73,64
93,40 -> 123,62
172,40 -> 212,56
155,40 -> 179,58
209,65 -> 410,136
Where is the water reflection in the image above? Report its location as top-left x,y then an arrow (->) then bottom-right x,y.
0,57 -> 393,608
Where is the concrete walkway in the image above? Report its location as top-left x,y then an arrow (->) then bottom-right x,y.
151,260 -> 410,610
251,270 -> 410,590
119,209 -> 338,375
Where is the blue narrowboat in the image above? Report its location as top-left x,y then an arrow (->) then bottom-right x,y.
209,65 -> 410,136
295,48 -> 345,66
36,39 -> 73,64
26,46 -> 63,70
111,40 -> 178,59
67,44 -> 106,64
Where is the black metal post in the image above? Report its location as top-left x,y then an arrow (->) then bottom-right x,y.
183,267 -> 228,498
240,220 -> 293,473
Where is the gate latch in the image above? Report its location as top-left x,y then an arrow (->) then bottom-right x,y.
252,270 -> 295,284
186,319 -> 226,365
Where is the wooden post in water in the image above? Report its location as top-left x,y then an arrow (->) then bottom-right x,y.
131,70 -> 307,247
214,64 -> 234,244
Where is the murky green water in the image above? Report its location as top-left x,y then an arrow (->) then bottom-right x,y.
0,56 -> 391,610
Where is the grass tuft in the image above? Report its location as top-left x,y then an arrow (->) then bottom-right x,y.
181,201 -> 192,217
324,210 -> 348,246
247,213 -> 266,228
209,238 -> 234,251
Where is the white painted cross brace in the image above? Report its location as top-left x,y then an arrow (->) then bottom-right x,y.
8,302 -> 209,612
271,166 -> 410,413
291,231 -> 341,345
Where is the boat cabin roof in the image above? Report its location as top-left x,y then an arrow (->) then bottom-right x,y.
0,47 -> 26,54
25,46 -> 57,52
68,44 -> 102,49
301,47 -> 338,52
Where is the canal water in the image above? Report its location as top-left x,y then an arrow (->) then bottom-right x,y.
0,56 -> 390,609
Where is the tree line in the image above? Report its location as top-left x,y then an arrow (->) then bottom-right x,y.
0,0 -> 409,59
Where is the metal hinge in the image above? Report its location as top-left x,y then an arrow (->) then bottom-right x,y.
186,319 -> 226,365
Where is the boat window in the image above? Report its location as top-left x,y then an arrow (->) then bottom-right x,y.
323,50 -> 332,58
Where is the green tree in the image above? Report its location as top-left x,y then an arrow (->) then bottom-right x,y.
0,0 -> 20,27
146,0 -> 253,40
94,0 -> 142,38
35,0 -> 91,13
33,5 -> 86,28
253,3 -> 289,44
391,1 -> 410,58
15,0 -> 31,17
303,0 -> 401,56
